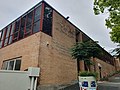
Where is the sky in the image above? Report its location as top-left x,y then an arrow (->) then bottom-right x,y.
0,0 -> 117,53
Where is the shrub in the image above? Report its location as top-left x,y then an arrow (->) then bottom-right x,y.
78,71 -> 98,79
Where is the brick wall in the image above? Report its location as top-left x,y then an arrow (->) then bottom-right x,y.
0,33 -> 40,70
96,58 -> 115,78
38,11 -> 78,85
0,10 -> 78,86
0,8 -> 116,87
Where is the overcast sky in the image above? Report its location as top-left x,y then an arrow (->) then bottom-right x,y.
0,0 -> 117,53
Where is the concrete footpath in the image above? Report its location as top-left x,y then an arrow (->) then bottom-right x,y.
98,81 -> 120,90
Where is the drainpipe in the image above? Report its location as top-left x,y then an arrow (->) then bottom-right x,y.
34,77 -> 37,90
30,77 -> 34,90
28,67 -> 40,90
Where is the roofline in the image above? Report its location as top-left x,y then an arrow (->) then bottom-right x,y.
0,0 -> 114,58
43,1 -> 114,58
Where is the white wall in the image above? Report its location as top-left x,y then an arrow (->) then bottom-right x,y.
0,67 -> 40,90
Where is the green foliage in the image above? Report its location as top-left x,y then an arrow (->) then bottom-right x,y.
100,76 -> 108,81
71,42 -> 90,61
79,71 -> 98,79
100,70 -> 120,81
71,41 -> 102,71
94,0 -> 120,44
71,41 -> 101,60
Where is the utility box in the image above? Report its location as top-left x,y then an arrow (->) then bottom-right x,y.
28,67 -> 40,77
78,76 -> 97,90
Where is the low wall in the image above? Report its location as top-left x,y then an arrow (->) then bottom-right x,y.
0,67 -> 40,90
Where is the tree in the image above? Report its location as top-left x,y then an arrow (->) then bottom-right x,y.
71,41 -> 101,72
93,0 -> 120,43
93,0 -> 120,57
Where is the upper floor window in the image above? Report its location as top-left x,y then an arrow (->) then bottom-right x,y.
42,4 -> 53,36
0,2 -> 43,49
33,6 -> 42,33
19,16 -> 26,39
34,6 -> 42,22
8,22 -> 15,44
0,28 -> 6,47
2,57 -> 21,70
0,31 -> 2,48
4,25 -> 11,46
25,11 -> 33,36
13,19 -> 20,42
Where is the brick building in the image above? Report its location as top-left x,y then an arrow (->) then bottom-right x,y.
0,1 -> 117,89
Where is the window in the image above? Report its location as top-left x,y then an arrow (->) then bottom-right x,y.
33,6 -> 42,33
8,22 -> 15,44
34,6 -> 41,22
25,11 -> 33,36
19,16 -> 26,39
0,28 -> 6,47
13,19 -> 20,42
33,20 -> 40,33
2,57 -> 21,70
0,2 -> 43,49
42,4 -> 53,36
0,31 -> 2,48
4,25 -> 11,46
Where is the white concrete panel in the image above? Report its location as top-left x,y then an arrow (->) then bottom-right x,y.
0,67 -> 40,90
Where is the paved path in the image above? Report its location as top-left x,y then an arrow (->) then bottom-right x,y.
98,82 -> 120,90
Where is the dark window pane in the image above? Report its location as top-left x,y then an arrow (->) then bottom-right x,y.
14,32 -> 18,39
15,60 -> 21,70
26,25 -> 32,33
19,30 -> 24,39
14,20 -> 20,32
19,16 -> 26,39
3,25 -> 11,46
33,21 -> 40,33
26,11 -> 33,26
13,32 -> 18,42
25,11 -> 33,36
8,36 -> 13,44
13,20 -> 20,41
2,61 -> 8,70
20,16 -> 26,30
0,31 -> 2,40
0,41 -> 2,48
6,25 -> 11,38
34,6 -> 42,22
4,38 -> 8,46
10,22 -> 15,35
25,31 -> 31,37
25,25 -> 32,37
1,29 -> 6,40
1,29 -> 6,47
42,4 -> 53,36
0,31 -> 2,48
8,61 -> 14,70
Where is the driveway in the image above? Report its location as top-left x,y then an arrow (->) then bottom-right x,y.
98,82 -> 120,90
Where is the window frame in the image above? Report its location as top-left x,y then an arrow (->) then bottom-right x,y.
25,10 -> 34,37
2,57 -> 21,71
42,3 -> 53,36
0,2 -> 43,49
32,5 -> 42,33
3,25 -> 12,46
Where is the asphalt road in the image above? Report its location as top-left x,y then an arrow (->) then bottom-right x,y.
98,82 -> 120,90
